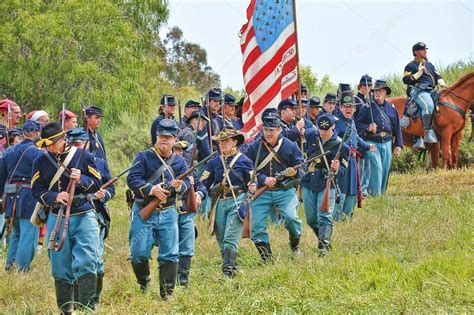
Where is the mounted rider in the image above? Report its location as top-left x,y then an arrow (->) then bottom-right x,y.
402,42 -> 447,148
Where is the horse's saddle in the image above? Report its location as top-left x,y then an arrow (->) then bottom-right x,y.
404,90 -> 440,118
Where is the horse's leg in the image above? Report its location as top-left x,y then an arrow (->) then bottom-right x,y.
440,129 -> 453,169
451,130 -> 464,168
425,143 -> 440,170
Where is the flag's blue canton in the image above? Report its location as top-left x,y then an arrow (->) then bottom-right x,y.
252,0 -> 294,53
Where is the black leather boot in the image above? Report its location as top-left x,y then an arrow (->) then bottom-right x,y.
54,279 -> 74,314
255,242 -> 273,263
131,261 -> 151,292
159,262 -> 178,300
422,114 -> 438,143
91,272 -> 104,309
77,273 -> 97,311
177,256 -> 192,286
222,248 -> 238,278
318,225 -> 333,257
289,233 -> 301,256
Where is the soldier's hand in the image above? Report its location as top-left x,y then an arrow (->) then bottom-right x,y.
70,168 -> 81,181
170,179 -> 183,191
283,167 -> 297,177
369,144 -> 377,152
418,63 -> 426,72
95,189 -> 106,201
438,79 -> 448,89
247,182 -> 257,194
195,192 -> 202,206
330,159 -> 340,172
264,177 -> 277,188
368,123 -> 377,133
296,118 -> 305,129
56,192 -> 70,205
151,184 -> 170,201
394,146 -> 402,157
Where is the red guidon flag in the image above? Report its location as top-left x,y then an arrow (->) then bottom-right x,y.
239,0 -> 298,139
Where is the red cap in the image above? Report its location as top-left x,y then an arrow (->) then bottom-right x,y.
26,110 -> 38,120
0,99 -> 18,113
58,110 -> 77,120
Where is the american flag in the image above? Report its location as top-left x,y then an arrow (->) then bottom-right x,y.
240,0 -> 298,138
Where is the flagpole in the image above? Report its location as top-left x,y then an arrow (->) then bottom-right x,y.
292,0 -> 304,153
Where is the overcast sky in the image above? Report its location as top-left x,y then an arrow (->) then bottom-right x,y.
164,0 -> 473,90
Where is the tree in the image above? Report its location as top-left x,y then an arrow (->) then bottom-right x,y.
163,26 -> 220,93
0,0 -> 169,127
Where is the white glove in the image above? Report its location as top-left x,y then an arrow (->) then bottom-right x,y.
438,79 -> 447,89
413,63 -> 425,80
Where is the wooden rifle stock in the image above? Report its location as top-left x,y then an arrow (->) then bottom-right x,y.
320,177 -> 332,213
139,152 -> 216,221
186,181 -> 198,213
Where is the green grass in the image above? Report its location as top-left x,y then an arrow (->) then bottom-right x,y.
0,169 -> 473,313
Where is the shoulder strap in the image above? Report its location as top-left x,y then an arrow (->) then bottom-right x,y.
256,139 -> 283,171
148,150 -> 176,183
49,146 -> 77,190
373,103 -> 393,129
6,145 -> 35,184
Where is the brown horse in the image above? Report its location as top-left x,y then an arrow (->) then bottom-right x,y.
390,71 -> 474,169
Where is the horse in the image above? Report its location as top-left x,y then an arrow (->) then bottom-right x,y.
389,71 -> 474,169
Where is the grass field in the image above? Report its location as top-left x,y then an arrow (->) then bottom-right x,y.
0,167 -> 473,313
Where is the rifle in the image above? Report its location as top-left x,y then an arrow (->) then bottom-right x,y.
61,103 -> 66,130
241,141 -> 262,239
251,150 -> 330,202
320,126 -> 351,212
186,111 -> 203,214
139,151 -> 217,221
6,103 -> 11,148
206,96 -> 214,153
177,97 -> 182,128
100,162 -> 140,191
364,75 -> 374,125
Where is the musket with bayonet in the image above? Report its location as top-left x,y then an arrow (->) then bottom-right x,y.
61,103 -> 66,130
320,125 -> 351,212
139,151 -> 217,221
251,150 -> 330,202
241,141 -> 262,239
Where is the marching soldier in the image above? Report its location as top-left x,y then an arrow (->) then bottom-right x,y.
244,114 -> 304,262
151,94 -> 177,145
127,119 -> 190,299
306,96 -> 322,127
1,99 -> 22,154
66,127 -> 115,307
354,74 -> 373,198
28,110 -> 50,125
355,80 -> 403,196
334,91 -> 374,221
202,127 -> 253,277
300,113 -> 350,256
321,93 -> 338,116
59,110 -> 78,132
85,105 -> 107,161
402,42 -> 447,147
216,94 -> 241,130
278,99 -> 304,142
180,100 -> 201,129
177,110 -> 211,166
0,120 -> 43,271
173,140 -> 207,285
31,122 -> 102,312
8,128 -> 24,145
199,88 -> 223,152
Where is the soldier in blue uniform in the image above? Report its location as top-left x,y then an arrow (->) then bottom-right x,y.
402,42 -> 447,146
66,127 -> 115,308
244,115 -> 304,262
127,119 -> 190,299
235,97 -> 245,130
321,93 -> 338,117
278,99 -> 304,142
300,113 -> 350,256
31,122 -> 102,312
151,94 -> 177,145
201,128 -> 253,277
355,80 -> 403,196
173,140 -> 207,286
333,91 -> 374,221
180,100 -> 201,129
216,94 -> 241,130
306,96 -> 322,127
85,105 -> 107,161
199,88 -> 223,152
177,110 -> 211,166
0,120 -> 42,271
354,74 -> 373,197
